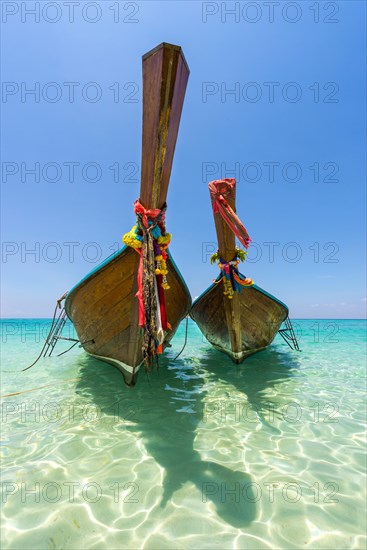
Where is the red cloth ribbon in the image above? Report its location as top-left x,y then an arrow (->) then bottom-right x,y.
208,178 -> 251,249
135,248 -> 144,327
134,199 -> 164,228
222,263 -> 230,274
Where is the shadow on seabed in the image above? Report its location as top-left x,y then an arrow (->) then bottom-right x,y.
74,342 -> 300,528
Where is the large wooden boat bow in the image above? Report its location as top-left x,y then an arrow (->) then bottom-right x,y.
64,43 -> 192,385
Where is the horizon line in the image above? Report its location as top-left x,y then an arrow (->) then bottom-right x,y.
0,317 -> 366,321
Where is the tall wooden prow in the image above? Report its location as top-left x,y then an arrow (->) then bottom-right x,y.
211,181 -> 243,360
211,180 -> 237,262
140,43 -> 189,209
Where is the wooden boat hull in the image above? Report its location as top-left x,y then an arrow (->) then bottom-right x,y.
191,279 -> 288,363
65,247 -> 191,385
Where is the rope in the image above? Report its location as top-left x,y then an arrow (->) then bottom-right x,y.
19,302 -> 61,372
0,377 -> 81,399
56,341 -> 79,357
3,293 -> 72,374
22,305 -> 66,371
56,338 -> 94,357
172,316 -> 189,361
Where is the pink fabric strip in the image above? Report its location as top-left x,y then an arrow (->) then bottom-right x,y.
135,250 -> 145,327
208,178 -> 251,249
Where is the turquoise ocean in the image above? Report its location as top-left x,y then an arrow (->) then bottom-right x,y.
1,318 -> 366,549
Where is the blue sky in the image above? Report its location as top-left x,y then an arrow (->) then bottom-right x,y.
1,1 -> 366,318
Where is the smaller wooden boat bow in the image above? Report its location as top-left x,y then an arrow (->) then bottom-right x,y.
191,178 -> 298,363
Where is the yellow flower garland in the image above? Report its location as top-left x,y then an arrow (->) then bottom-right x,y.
122,225 -> 142,250
157,233 -> 171,245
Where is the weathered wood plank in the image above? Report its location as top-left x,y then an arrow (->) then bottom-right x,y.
140,43 -> 190,209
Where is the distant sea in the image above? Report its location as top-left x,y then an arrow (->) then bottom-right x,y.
1,318 -> 366,549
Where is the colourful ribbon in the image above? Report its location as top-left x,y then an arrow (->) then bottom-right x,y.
208,178 -> 251,249
134,200 -> 164,229
218,258 -> 254,293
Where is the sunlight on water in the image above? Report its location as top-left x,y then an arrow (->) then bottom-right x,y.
1,319 -> 366,549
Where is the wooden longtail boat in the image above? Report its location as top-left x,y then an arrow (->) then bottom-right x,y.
191,178 -> 291,363
64,43 -> 191,385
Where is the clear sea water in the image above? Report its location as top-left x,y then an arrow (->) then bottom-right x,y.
1,318 -> 366,550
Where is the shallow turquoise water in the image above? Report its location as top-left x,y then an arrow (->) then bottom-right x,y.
1,319 -> 366,549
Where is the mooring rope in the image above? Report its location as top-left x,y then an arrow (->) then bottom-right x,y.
0,377 -> 81,399
56,341 -> 79,357
1,293 -> 80,374
21,302 -> 67,371
172,315 -> 189,361
1,301 -> 62,373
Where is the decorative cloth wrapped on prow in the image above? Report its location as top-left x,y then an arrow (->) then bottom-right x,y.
123,199 -> 172,368
208,178 -> 254,298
